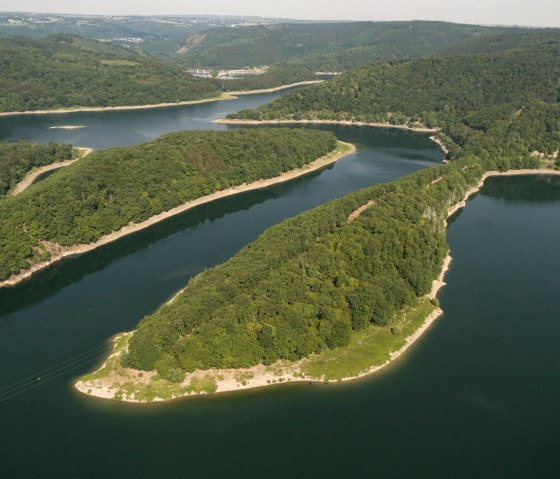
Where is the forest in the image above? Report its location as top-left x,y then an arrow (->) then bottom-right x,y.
0,140 -> 74,197
229,44 -> 560,123
122,40 -> 559,380
2,26 -> 558,111
0,129 -> 337,280
229,42 -> 560,165
0,34 -> 220,112
181,21 -> 523,91
177,21 -> 515,69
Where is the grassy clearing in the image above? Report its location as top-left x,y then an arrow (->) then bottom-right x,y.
331,141 -> 353,159
300,300 -> 437,381
186,375 -> 218,394
78,332 -> 131,383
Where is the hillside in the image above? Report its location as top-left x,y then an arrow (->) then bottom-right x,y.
0,141 -> 74,197
177,21 -> 516,70
0,129 -> 338,281
228,43 -> 560,161
120,105 -> 556,380
95,43 -> 560,389
0,34 -> 220,112
435,29 -> 560,56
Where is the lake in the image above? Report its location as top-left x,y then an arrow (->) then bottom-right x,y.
0,92 -> 558,478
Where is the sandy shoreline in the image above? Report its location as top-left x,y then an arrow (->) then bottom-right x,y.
1,142 -> 355,288
75,166 -> 560,402
10,147 -> 93,196
0,94 -> 237,117
214,118 -> 438,133
74,264 -> 448,403
0,82 -> 323,117
429,135 -> 449,155
49,125 -> 87,130
228,80 -> 324,95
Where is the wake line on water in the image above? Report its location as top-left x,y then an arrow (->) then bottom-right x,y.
0,344 -> 107,403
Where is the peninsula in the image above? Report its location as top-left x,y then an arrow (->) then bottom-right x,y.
0,129 -> 352,286
77,36 -> 559,403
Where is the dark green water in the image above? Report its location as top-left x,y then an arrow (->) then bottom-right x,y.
1,95 -> 558,478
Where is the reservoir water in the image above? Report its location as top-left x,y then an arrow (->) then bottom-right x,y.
0,93 -> 558,478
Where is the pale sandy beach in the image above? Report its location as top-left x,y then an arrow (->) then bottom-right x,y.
228,80 -> 323,95
10,147 -> 93,196
0,94 -> 236,117
429,135 -> 449,155
215,117 -> 438,133
75,166 -> 560,402
0,82 -> 324,117
1,142 -> 355,288
48,125 -> 87,130
0,81 -> 326,117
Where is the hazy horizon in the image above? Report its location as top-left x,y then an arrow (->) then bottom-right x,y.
0,0 -> 559,28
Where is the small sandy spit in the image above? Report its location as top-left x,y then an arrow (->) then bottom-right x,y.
215,118 -> 438,133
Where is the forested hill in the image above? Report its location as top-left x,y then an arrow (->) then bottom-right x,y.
0,129 -> 337,280
229,44 -> 560,124
177,21 -> 516,70
0,34 -> 220,112
434,29 -> 560,57
123,100 -> 557,376
0,141 -> 74,197
118,36 -> 560,380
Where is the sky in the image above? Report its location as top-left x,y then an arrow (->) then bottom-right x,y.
1,0 -> 559,27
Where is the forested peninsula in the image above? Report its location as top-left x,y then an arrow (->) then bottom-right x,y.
0,34 -> 220,113
76,36 -> 560,402
0,129 -> 342,285
0,140 -> 75,197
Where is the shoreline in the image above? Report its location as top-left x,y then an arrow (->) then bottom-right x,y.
0,94 -> 237,117
227,80 -> 324,95
0,141 -> 355,288
0,81 -> 324,117
75,166 -> 560,403
429,135 -> 449,156
49,125 -> 87,130
214,118 -> 438,133
10,147 -> 93,196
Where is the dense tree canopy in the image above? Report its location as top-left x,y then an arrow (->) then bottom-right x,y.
0,129 -> 337,280
0,140 -> 74,197
229,45 -> 560,125
179,21 -> 516,70
125,157 -> 485,376
181,21 -> 523,91
123,38 -> 559,379
0,34 -> 220,112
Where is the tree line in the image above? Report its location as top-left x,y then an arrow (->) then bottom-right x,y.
0,34 -> 220,112
0,140 -> 74,197
0,128 -> 337,280
123,40 -> 560,380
